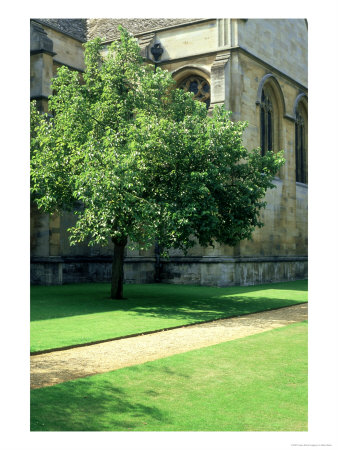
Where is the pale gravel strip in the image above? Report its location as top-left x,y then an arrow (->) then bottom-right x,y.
30,303 -> 307,389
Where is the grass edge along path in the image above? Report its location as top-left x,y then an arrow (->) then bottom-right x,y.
31,280 -> 308,353
30,321 -> 308,432
31,301 -> 308,356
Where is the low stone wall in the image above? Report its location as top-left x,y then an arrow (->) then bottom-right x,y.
31,256 -> 307,286
160,257 -> 308,286
31,256 -> 156,285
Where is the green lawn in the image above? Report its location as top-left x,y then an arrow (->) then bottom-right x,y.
30,321 -> 308,431
31,280 -> 308,352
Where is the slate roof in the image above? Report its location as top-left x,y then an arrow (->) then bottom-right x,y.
33,19 -> 87,42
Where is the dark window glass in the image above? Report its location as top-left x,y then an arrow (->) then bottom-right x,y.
260,88 -> 273,156
295,111 -> 306,183
202,83 -> 210,93
260,106 -> 266,156
267,110 -> 273,150
189,81 -> 199,94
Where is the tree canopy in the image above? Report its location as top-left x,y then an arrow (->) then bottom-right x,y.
30,26 -> 284,298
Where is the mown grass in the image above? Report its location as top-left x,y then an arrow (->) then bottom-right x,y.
31,321 -> 308,431
30,280 -> 307,352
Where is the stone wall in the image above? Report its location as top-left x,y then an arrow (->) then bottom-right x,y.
31,256 -> 307,286
158,20 -> 308,264
161,257 -> 308,286
47,27 -> 86,71
31,257 -> 156,285
237,19 -> 307,87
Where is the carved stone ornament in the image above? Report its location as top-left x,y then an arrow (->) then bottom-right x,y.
150,43 -> 164,62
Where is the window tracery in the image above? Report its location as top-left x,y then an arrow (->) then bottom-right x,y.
178,75 -> 210,109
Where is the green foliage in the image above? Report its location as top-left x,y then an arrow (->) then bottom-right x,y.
30,25 -> 284,253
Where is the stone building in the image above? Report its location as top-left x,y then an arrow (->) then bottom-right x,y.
30,18 -> 308,286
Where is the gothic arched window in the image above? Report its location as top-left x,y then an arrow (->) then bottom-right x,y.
295,101 -> 308,184
178,75 -> 210,109
260,87 -> 274,156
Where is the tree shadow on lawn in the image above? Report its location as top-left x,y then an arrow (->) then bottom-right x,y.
128,296 -> 307,324
30,369 -> 169,431
31,280 -> 308,322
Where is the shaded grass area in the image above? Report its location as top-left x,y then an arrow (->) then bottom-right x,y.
31,280 -> 307,352
31,321 -> 308,431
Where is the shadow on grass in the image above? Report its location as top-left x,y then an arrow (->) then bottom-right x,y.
127,296 -> 306,323
31,280 -> 308,322
31,370 -> 168,431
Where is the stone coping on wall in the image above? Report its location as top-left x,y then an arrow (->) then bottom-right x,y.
31,255 -> 308,264
31,256 -> 155,264
161,256 -> 308,263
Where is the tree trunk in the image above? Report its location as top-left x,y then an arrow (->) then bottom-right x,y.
111,237 -> 127,299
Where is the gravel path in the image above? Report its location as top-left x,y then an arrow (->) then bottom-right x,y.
31,303 -> 307,390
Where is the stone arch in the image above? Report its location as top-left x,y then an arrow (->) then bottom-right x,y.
256,74 -> 286,117
171,66 -> 211,109
293,93 -> 308,117
171,65 -> 211,84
